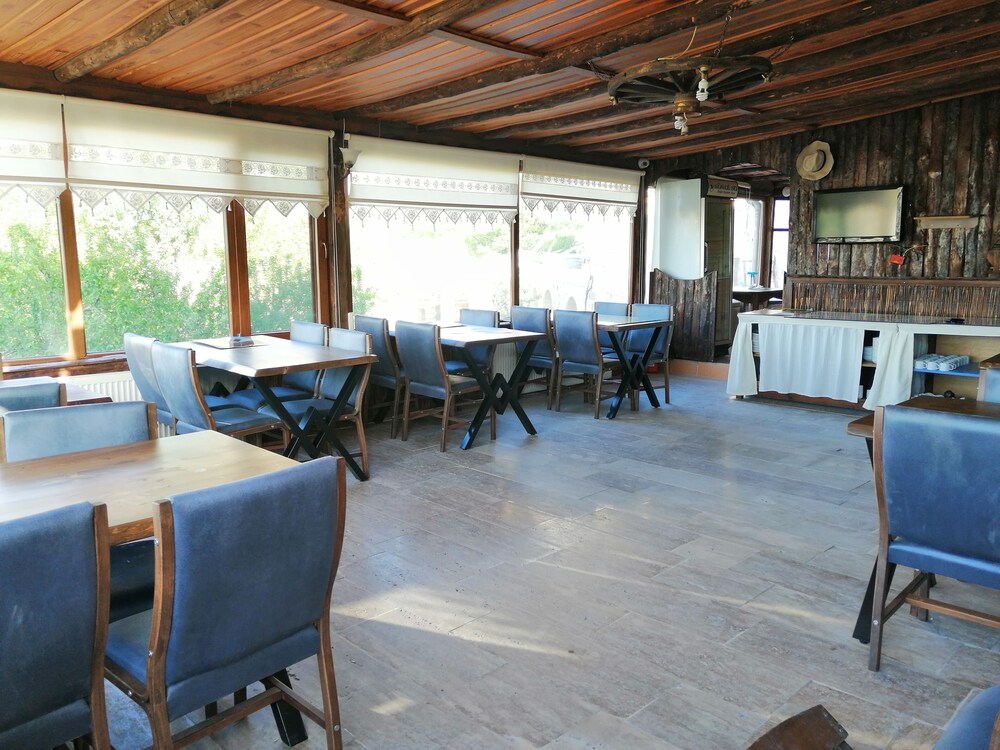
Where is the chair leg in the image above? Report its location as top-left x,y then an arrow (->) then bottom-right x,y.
868,554 -> 889,672
147,700 -> 174,749
440,393 -> 452,451
389,384 -> 403,439
354,417 -> 369,476
316,624 -> 344,750
910,570 -> 930,621
555,365 -> 563,411
662,362 -> 670,404
401,385 -> 412,442
593,370 -> 603,419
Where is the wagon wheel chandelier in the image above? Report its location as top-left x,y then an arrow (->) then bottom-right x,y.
607,10 -> 772,137
608,55 -> 772,136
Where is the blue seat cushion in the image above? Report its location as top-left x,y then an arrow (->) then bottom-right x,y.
561,361 -> 602,376
888,540 -> 1000,589
408,375 -> 480,400
934,685 -> 1000,749
222,386 -> 310,412
212,408 -> 281,435
106,610 -> 319,720
0,699 -> 92,750
444,360 -> 469,374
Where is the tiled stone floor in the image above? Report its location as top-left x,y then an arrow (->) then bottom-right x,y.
106,375 -> 1000,749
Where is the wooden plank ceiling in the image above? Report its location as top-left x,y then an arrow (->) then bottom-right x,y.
2,0 -> 999,169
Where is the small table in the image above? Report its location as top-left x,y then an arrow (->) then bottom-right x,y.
847,396 -> 1000,643
596,315 -> 673,419
438,325 -> 546,449
184,336 -> 377,480
1,375 -> 112,406
731,286 -> 783,311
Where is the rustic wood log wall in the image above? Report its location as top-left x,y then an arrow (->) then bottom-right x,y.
650,90 -> 1000,305
648,269 -> 717,361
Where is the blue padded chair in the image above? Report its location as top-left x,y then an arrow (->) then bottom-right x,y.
125,333 -> 235,425
933,685 -> 1000,749
594,300 -> 629,351
510,305 -> 557,410
395,321 -> 483,451
353,314 -> 404,438
226,320 -> 329,411
0,381 -> 66,414
104,457 -> 346,750
448,308 -> 500,374
151,342 -> 286,444
0,401 -> 160,624
978,365 -> 1000,403
0,502 -> 111,750
625,303 -> 674,404
262,328 -> 372,475
553,310 -> 621,419
869,404 -> 1000,671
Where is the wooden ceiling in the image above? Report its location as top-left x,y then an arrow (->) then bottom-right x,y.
2,0 -> 999,169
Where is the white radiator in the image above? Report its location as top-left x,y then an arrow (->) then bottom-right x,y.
63,371 -> 175,437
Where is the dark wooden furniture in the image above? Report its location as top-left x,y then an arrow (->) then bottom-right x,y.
731,286 -> 783,311
649,269 -> 717,362
747,705 -> 851,749
183,335 -> 376,478
596,313 -> 673,419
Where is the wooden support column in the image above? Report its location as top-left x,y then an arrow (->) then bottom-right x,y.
329,143 -> 353,328
313,212 -> 332,326
225,201 -> 251,335
57,190 -> 87,360
630,171 -> 647,304
510,213 -> 520,309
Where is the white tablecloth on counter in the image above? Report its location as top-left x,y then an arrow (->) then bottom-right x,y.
757,323 -> 864,402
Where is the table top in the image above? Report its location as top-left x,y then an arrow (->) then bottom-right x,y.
183,334 -> 377,378
439,325 -> 545,347
0,375 -> 111,406
0,430 -> 299,544
732,286 -> 783,295
596,314 -> 672,333
846,396 -> 1000,439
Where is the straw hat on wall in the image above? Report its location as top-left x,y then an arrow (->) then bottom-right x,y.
796,140 -> 834,181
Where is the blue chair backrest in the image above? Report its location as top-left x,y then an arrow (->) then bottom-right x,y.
626,303 -> 672,357
318,328 -> 370,407
0,503 -> 100,748
283,320 -> 328,394
880,405 -> 1000,563
459,308 -> 499,369
124,332 -> 171,420
979,367 -> 1000,403
162,458 -> 340,716
594,301 -> 628,348
0,382 -> 64,412
395,322 -> 446,390
2,401 -> 153,463
555,310 -> 600,366
354,315 -> 399,380
151,343 -> 213,433
510,306 -> 553,359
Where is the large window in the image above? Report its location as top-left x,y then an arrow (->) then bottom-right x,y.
0,190 -> 68,358
733,198 -> 764,287
771,198 -> 790,285
246,203 -> 315,332
351,214 -> 510,322
519,204 -> 631,310
74,194 -> 229,353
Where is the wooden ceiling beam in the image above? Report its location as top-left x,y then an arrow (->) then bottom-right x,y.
301,0 -> 543,60
342,0 -> 769,118
449,0 -> 942,140
424,81 -> 607,130
53,0 -> 233,82
207,0 -> 512,103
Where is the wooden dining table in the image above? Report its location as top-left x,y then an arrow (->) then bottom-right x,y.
846,395 -> 1000,643
0,430 -> 299,544
596,314 -> 673,419
182,335 -> 377,480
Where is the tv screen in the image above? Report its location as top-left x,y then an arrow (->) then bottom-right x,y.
813,186 -> 902,243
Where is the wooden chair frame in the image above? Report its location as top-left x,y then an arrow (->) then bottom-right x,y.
104,462 -> 347,750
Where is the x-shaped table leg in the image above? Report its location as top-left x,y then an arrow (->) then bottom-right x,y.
460,341 -> 539,449
605,330 -> 661,419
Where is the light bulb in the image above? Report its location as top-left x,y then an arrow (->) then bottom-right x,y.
674,113 -> 689,136
696,75 -> 710,102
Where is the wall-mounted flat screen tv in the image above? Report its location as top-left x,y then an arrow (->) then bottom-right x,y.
813,185 -> 903,243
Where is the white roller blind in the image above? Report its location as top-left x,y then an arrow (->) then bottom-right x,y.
0,89 -> 66,207
349,135 -> 520,225
63,98 -> 331,216
521,156 -> 641,218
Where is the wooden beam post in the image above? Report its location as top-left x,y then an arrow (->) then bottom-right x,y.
54,0 -> 233,82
